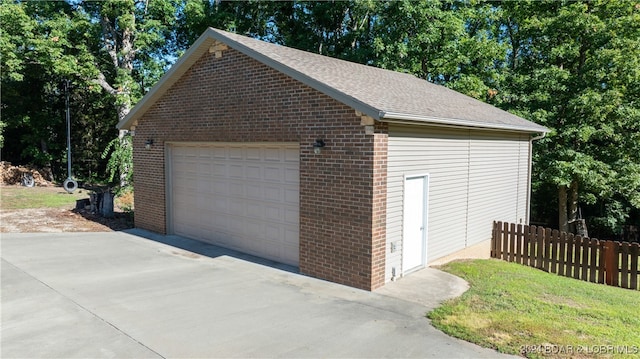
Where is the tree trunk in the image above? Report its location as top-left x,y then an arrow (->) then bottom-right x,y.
569,180 -> 578,222
559,185 -> 568,232
96,6 -> 134,189
568,180 -> 589,237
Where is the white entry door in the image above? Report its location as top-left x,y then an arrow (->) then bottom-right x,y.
402,175 -> 429,274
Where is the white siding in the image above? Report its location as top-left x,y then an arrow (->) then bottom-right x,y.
386,125 -> 530,282
466,132 -> 530,247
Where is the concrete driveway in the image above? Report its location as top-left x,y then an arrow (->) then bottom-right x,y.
2,230 -> 511,358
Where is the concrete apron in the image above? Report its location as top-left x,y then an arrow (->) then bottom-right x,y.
1,231 -> 512,358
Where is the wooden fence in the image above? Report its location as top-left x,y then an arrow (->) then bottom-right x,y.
491,221 -> 639,290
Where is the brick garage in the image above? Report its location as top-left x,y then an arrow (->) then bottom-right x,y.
119,28 -> 547,291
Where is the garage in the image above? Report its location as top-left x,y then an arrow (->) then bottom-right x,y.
167,142 -> 300,266
120,28 -> 547,290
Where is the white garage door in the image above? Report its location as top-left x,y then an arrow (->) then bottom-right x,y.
168,143 -> 300,266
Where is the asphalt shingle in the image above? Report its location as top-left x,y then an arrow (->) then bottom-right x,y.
119,28 -> 548,134
210,28 -> 547,133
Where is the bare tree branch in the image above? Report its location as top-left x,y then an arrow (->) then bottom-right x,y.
94,72 -> 117,95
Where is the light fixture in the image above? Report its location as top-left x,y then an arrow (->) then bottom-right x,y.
145,139 -> 154,150
313,139 -> 325,154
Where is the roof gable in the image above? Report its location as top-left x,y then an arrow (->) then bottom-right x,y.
118,28 -> 547,134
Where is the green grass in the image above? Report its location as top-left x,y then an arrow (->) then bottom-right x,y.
1,185 -> 89,209
428,259 -> 640,358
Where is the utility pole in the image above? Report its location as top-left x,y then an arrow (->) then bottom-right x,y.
63,79 -> 77,193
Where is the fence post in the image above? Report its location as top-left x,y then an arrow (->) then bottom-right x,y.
491,221 -> 497,258
604,240 -> 617,286
630,243 -> 638,290
598,240 -> 606,284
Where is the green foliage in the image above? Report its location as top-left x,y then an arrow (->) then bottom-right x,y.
101,134 -> 133,192
0,120 -> 6,149
1,0 -> 177,182
495,0 -> 640,235
2,0 -> 638,234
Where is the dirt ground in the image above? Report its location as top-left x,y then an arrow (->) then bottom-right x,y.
0,208 -> 133,233
1,188 -> 134,233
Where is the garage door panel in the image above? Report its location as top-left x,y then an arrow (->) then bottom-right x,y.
170,143 -> 300,266
264,186 -> 282,202
228,216 -> 246,234
246,165 -> 261,180
229,201 -> 244,216
243,219 -> 263,236
229,182 -> 244,197
285,168 -> 298,183
211,181 -> 227,195
284,208 -> 299,225
195,195 -> 211,210
246,185 -> 263,200
264,205 -> 282,221
212,163 -> 226,176
210,147 -> 225,159
284,228 -> 299,245
285,150 -> 299,162
197,163 -> 211,176
284,189 -> 298,204
196,177 -> 210,193
228,164 -> 243,178
246,202 -> 265,219
261,243 -> 279,259
264,224 -> 281,241
264,167 -> 283,182
212,213 -> 230,231
246,147 -> 261,160
206,199 -> 222,212
264,148 -> 281,161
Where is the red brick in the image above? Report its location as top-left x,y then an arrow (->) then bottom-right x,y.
133,48 -> 389,290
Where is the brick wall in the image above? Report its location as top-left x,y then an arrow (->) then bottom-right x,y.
371,123 -> 389,289
133,47 -> 389,290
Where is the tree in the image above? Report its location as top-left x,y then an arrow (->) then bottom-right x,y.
1,0 -> 113,179
3,0 -> 637,235
83,0 -> 179,188
496,0 -> 640,236
177,0 -> 280,49
1,0 -> 179,186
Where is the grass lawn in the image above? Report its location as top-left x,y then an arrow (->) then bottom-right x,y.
1,185 -> 90,209
429,259 -> 640,358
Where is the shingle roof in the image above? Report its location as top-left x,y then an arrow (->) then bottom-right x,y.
118,28 -> 548,133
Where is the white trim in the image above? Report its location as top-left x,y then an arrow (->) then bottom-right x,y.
164,141 -> 299,148
165,144 -> 174,234
380,111 -> 549,134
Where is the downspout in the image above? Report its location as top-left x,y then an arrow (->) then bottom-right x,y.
531,133 -> 546,141
526,132 -> 546,223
